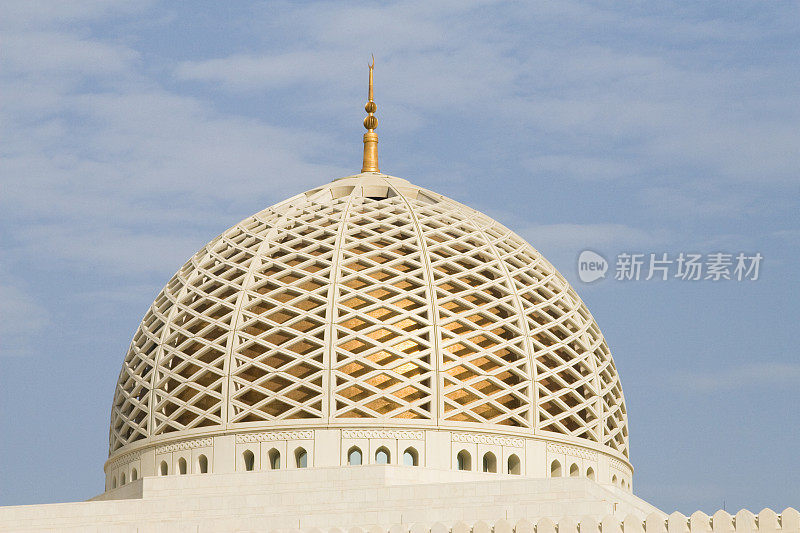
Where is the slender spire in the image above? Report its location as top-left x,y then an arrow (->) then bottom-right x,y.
361,55 -> 379,173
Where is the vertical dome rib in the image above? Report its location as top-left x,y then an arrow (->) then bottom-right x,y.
381,178 -> 443,424
445,198 -> 537,429
150,221 -> 258,436
323,187 -> 358,420
146,264 -> 187,440
222,200 -> 307,427
420,195 -> 532,428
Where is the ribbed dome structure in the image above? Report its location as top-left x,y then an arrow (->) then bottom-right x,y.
108,173 -> 630,485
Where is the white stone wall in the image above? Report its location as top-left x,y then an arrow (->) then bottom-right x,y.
1,467 -> 797,533
3,465 -> 661,532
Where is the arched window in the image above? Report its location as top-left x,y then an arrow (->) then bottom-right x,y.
198,454 -> 208,474
612,474 -> 618,486
160,461 -> 168,476
482,452 -> 497,473
456,450 -> 471,471
120,473 -> 126,486
403,447 -> 419,467
268,448 -> 281,470
243,450 -> 255,472
375,447 -> 390,465
550,460 -> 562,477
586,467 -> 595,481
348,447 -> 362,466
112,477 -> 117,489
507,454 -> 521,475
569,463 -> 579,477
295,447 -> 307,468
178,457 -> 188,475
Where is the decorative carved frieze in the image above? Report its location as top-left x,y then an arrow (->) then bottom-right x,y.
546,442 -> 598,460
609,458 -> 629,472
236,430 -> 313,443
452,433 -> 524,448
341,429 -> 424,440
156,437 -> 213,454
108,451 -> 140,470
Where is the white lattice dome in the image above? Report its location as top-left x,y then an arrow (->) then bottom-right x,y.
107,172 -> 631,488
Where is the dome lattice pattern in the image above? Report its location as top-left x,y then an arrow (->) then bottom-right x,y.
110,175 -> 628,458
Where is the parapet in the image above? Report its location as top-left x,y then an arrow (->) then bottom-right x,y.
269,510 -> 799,533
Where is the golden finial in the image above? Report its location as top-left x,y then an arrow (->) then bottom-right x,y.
361,54 -> 379,173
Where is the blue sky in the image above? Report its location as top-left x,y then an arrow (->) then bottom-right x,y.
1,1 -> 798,513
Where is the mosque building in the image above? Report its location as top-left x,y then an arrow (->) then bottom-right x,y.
0,62 -> 796,533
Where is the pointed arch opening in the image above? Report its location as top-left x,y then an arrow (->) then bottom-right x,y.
268,448 -> 281,470
507,454 -> 520,475
403,447 -> 419,467
482,452 -> 497,473
348,446 -> 363,466
243,450 -> 255,472
375,447 -> 390,465
295,447 -> 308,468
198,454 -> 208,474
550,460 -> 562,477
456,450 -> 472,471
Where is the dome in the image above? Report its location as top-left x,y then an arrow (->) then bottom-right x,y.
107,173 -> 630,486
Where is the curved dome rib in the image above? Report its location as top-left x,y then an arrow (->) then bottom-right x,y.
458,199 -> 538,427
383,178 -> 444,425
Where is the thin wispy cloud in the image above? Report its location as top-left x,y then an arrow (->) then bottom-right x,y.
523,155 -> 641,182
1,25 -> 345,278
639,186 -> 755,219
674,363 -> 800,393
772,229 -> 800,242
175,51 -> 346,92
173,3 -> 800,187
0,0 -> 152,29
520,223 -> 671,255
0,269 -> 48,358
